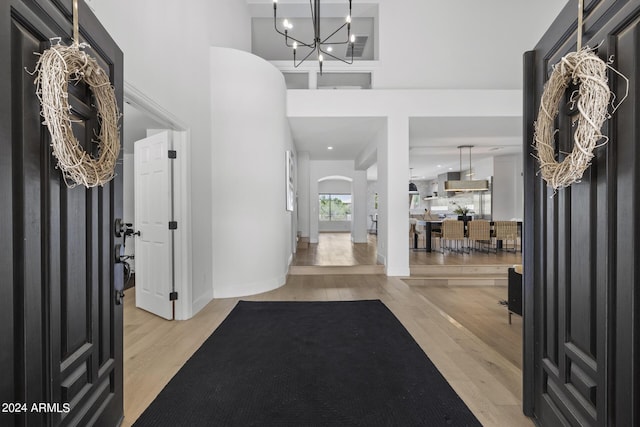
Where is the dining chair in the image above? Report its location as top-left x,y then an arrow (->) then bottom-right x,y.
409,219 -> 426,249
369,214 -> 378,235
439,220 -> 466,253
467,220 -> 491,252
494,221 -> 518,252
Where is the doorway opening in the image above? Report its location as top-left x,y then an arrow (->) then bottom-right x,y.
122,83 -> 192,320
294,175 -> 379,267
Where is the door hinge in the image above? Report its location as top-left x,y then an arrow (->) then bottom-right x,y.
169,291 -> 178,301
168,150 -> 177,159
169,221 -> 178,230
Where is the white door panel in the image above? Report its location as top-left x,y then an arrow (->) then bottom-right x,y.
134,131 -> 173,320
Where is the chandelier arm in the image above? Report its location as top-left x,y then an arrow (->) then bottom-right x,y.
272,6 -> 287,37
319,47 -> 354,64
273,14 -> 315,47
273,23 -> 290,38
320,22 -> 349,44
294,47 -> 319,67
285,36 -> 316,49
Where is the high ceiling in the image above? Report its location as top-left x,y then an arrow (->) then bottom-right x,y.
289,117 -> 386,161
408,116 -> 522,179
247,0 -> 569,180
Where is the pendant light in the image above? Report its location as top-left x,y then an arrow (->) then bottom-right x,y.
444,145 -> 489,191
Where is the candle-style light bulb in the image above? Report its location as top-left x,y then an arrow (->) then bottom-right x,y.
350,34 -> 356,43
346,15 -> 351,23
318,54 -> 324,62
283,19 -> 289,28
293,42 -> 298,50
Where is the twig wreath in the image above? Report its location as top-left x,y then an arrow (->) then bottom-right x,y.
533,47 -> 612,190
32,39 -> 120,188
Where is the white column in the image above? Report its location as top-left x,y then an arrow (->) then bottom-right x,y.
309,167 -> 319,244
351,170 -> 368,243
297,151 -> 310,239
383,115 -> 410,276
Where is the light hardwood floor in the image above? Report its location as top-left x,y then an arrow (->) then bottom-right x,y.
122,275 -> 532,427
292,232 -> 522,267
292,232 -> 380,266
412,286 -> 523,369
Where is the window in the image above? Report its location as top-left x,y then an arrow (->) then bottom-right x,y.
409,194 -> 420,209
319,194 -> 352,221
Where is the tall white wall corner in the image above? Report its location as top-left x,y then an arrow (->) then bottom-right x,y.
493,154 -> 524,220
210,47 -> 292,298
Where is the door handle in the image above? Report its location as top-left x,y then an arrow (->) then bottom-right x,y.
115,289 -> 125,305
114,243 -> 125,263
115,218 -> 139,238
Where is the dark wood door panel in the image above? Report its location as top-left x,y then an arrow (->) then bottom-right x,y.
1,1 -> 123,426
609,12 -> 640,427
525,1 -> 640,426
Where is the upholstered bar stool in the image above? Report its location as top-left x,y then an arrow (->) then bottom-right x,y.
439,220 -> 466,253
494,221 -> 518,252
467,220 -> 491,252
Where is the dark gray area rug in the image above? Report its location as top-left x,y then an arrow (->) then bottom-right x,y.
133,300 -> 481,426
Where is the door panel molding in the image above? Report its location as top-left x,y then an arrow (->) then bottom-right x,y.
0,1 -> 123,426
524,1 -> 640,426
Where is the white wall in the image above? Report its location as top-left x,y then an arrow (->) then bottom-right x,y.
211,47 -> 294,299
318,179 -> 352,194
471,157 -> 494,182
373,0 -> 566,89
493,154 -> 523,220
90,0 -> 251,315
208,1 -> 251,50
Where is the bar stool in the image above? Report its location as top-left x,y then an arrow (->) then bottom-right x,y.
439,220 -> 466,253
494,221 -> 518,252
467,220 -> 491,252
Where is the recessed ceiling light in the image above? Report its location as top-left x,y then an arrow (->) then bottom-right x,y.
437,164 -> 442,168
327,146 -> 334,150
448,167 -> 453,170
327,46 -> 333,52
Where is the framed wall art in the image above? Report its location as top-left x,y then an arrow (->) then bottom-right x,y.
286,150 -> 295,212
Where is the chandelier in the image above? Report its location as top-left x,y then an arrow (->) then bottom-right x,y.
273,0 -> 356,74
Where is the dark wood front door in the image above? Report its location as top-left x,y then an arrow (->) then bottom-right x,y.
524,1 -> 640,425
0,1 -> 123,425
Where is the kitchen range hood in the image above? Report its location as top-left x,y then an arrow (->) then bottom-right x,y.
444,145 -> 489,192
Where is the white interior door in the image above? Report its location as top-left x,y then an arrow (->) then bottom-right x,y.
134,131 -> 173,320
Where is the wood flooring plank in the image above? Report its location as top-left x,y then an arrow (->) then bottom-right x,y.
122,274 -> 531,427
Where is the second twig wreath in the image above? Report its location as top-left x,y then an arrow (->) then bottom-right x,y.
533,47 -> 610,190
